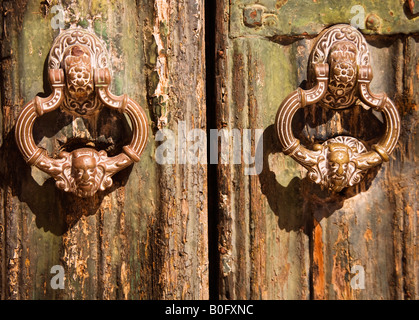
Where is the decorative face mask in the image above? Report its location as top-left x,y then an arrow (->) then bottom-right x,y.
70,149 -> 103,198
325,143 -> 352,192
309,136 -> 368,192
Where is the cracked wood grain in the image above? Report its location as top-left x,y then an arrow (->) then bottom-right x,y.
215,0 -> 418,300
0,0 -> 207,300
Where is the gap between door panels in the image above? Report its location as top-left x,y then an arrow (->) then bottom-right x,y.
205,0 -> 220,300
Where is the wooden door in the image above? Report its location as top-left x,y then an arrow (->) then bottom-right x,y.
214,0 -> 418,300
0,0 -> 417,301
0,0 -> 207,299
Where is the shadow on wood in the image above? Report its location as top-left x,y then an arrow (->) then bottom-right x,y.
258,125 -> 380,235
0,129 -> 133,236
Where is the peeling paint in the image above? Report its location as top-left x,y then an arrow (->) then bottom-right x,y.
152,0 -> 170,129
364,227 -> 373,242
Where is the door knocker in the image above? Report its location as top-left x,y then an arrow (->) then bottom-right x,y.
15,28 -> 148,197
275,24 -> 400,192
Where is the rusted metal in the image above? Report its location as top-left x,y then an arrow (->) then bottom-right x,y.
365,13 -> 381,31
243,5 -> 264,28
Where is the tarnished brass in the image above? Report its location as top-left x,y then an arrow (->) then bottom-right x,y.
15,28 -> 148,197
275,24 -> 400,192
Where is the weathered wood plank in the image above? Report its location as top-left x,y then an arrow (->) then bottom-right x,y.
217,0 -> 418,300
150,0 -> 208,299
215,30 -> 312,298
0,0 -> 208,300
401,35 -> 418,299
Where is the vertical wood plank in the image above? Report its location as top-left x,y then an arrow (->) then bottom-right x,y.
217,0 -> 418,300
149,0 -> 208,299
1,0 -> 208,300
215,16 -> 312,297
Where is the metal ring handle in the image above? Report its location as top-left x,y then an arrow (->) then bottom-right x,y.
275,24 -> 400,192
15,28 -> 148,197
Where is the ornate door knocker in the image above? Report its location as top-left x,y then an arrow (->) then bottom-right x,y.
275,24 -> 400,192
15,28 -> 148,197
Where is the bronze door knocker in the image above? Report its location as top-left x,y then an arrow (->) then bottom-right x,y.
15,28 -> 148,197
275,24 -> 400,192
